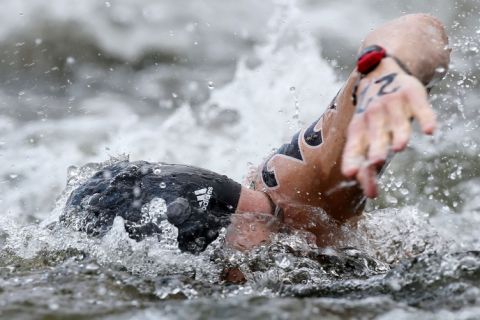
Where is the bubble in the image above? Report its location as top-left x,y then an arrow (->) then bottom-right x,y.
208,81 -> 215,90
289,86 -> 296,92
153,168 -> 162,175
9,174 -> 18,179
34,38 -> 42,45
105,1 -> 111,7
160,182 -> 167,189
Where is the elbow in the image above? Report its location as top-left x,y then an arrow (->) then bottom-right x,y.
404,13 -> 449,44
403,13 -> 451,82
414,13 -> 451,73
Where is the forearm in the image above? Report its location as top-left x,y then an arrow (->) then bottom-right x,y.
255,14 -> 451,224
362,14 -> 450,86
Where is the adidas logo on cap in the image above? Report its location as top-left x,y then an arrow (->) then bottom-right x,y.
194,187 -> 213,211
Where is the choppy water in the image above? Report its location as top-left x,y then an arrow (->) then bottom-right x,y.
1,0 -> 480,319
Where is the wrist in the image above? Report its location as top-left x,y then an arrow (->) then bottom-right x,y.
352,46 -> 413,106
363,57 -> 407,80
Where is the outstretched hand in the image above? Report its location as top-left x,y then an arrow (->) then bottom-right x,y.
341,60 -> 436,198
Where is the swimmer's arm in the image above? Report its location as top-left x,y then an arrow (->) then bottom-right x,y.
254,14 -> 450,222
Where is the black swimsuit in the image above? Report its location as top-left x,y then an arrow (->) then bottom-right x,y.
60,160 -> 242,254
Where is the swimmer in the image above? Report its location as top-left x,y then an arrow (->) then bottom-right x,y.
60,14 -> 450,256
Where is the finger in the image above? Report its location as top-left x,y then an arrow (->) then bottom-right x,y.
406,87 -> 437,135
366,103 -> 390,165
386,99 -> 412,152
356,163 -> 378,198
342,115 -> 368,177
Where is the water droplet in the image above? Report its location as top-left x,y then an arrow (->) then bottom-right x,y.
102,170 -> 112,179
133,187 -> 141,197
132,200 -> 142,208
67,166 -> 79,179
275,255 -> 291,268
386,194 -> 398,204
96,285 -> 107,295
48,303 -> 59,310
160,182 -> 166,188
141,197 -> 167,223
66,56 -> 75,64
195,237 -> 206,247
85,263 -> 99,271
207,81 -> 215,90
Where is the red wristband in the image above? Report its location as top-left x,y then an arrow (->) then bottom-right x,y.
352,45 -> 413,106
357,45 -> 387,74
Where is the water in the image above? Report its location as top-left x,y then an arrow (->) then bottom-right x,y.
0,0 -> 479,319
